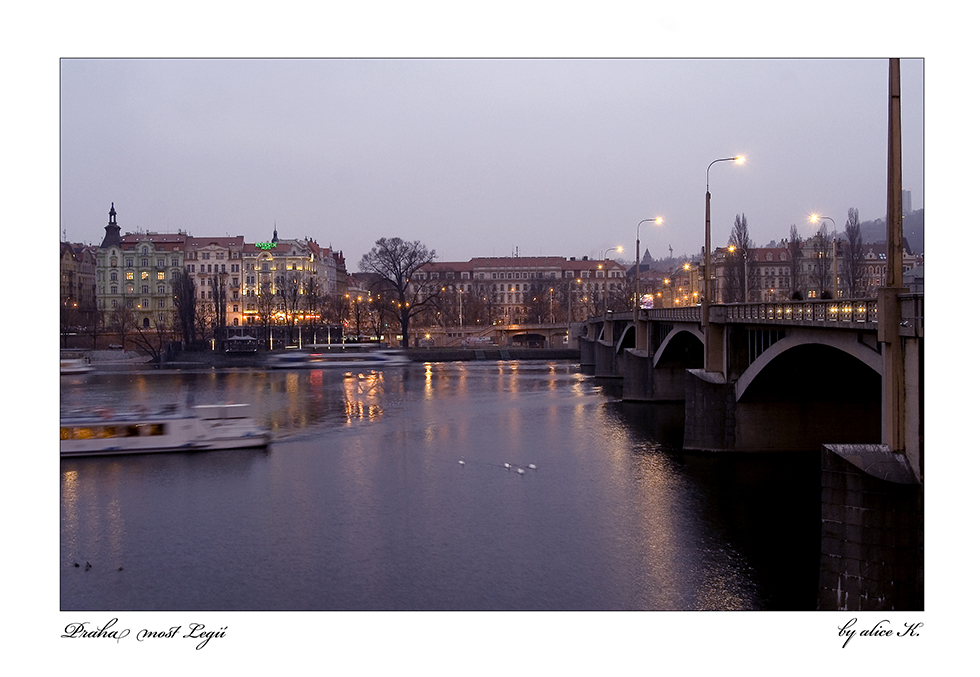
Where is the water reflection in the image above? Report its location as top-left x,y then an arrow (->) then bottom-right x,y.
61,361 -> 807,610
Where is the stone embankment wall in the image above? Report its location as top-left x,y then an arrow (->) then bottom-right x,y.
149,347 -> 580,369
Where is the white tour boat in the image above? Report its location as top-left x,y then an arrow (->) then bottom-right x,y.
60,403 -> 271,457
266,344 -> 410,370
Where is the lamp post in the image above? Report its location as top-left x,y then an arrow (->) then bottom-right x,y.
600,246 -> 623,312
634,218 -> 663,327
809,214 -> 838,298
703,156 -> 744,370
683,262 -> 694,306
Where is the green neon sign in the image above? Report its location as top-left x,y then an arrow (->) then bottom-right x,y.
256,242 -> 278,250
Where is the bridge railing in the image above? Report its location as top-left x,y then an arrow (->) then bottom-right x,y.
588,294 -> 923,331
725,299 -> 878,325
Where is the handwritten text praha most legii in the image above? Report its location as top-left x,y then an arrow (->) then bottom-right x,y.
62,618 -> 227,650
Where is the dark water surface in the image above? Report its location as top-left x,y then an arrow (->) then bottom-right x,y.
60,361 -> 818,611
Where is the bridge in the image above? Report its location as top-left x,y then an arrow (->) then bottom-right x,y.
581,60 -> 920,610
581,296 -> 922,464
581,293 -> 924,610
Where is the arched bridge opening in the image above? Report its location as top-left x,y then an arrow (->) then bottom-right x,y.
735,343 -> 881,451
652,327 -> 704,371
615,324 -> 636,354
509,333 -> 547,348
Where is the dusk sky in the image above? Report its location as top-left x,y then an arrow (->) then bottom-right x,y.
60,58 -> 924,265
18,1 -> 975,670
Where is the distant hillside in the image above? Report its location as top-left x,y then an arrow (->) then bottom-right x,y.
860,209 -> 924,253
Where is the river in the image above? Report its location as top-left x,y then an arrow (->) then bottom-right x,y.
60,360 -> 818,611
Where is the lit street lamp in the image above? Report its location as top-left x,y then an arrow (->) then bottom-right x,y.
809,213 -> 838,298
635,217 -> 664,327
703,155 -> 745,370
600,245 -> 623,311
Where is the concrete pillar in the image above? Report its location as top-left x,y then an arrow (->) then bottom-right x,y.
634,315 -> 648,354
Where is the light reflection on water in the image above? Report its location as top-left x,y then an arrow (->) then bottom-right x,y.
60,361 -> 807,611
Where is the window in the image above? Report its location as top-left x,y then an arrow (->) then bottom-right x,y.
157,272 -> 165,280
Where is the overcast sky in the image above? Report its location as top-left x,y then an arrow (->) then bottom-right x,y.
61,58 -> 923,265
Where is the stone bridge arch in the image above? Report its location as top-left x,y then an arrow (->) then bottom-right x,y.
651,325 -> 704,369
615,324 -> 636,354
735,329 -> 883,403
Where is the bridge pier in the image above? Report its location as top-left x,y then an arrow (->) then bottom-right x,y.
579,336 -> 596,375
594,339 -> 620,380
818,444 -> 923,610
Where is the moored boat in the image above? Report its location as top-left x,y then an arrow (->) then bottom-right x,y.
266,344 -> 409,370
60,403 -> 270,457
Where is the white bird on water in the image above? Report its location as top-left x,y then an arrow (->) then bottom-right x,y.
503,463 -> 512,470
459,459 -> 465,467
517,468 -> 525,476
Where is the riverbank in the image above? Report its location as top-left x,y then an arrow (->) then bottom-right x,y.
92,347 -> 581,369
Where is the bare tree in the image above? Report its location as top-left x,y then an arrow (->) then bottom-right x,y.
725,213 -> 752,302
206,272 -> 229,344
276,272 -> 303,345
255,280 -> 277,349
172,270 -> 197,345
129,312 -> 176,362
788,224 -> 804,299
525,280 -> 554,323
303,275 -> 328,343
358,237 -> 438,348
842,207 -> 865,297
812,224 -> 832,298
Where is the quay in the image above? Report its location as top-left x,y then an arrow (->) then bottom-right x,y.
90,346 -> 580,370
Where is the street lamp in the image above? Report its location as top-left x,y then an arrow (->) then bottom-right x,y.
703,155 -> 744,370
600,245 -> 623,311
635,217 -> 663,327
809,213 -> 838,298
